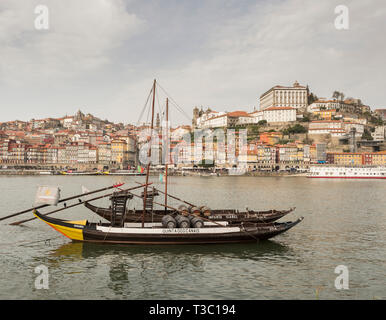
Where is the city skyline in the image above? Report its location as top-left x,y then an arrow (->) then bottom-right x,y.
1,0 -> 385,125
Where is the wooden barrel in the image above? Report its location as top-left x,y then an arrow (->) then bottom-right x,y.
190,216 -> 204,228
161,215 -> 177,229
189,206 -> 201,216
175,215 -> 190,228
200,206 -> 212,217
178,205 -> 189,216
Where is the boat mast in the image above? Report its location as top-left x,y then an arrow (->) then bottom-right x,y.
164,97 -> 169,213
142,79 -> 156,227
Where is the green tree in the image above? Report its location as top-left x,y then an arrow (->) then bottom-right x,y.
308,92 -> 318,104
362,129 -> 373,141
290,124 -> 307,134
282,124 -> 307,137
301,112 -> 311,122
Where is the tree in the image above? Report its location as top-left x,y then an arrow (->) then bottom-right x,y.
282,124 -> 307,137
332,91 -> 345,101
257,120 -> 267,126
301,112 -> 311,122
290,124 -> 307,134
308,92 -> 318,104
361,129 -> 373,141
278,139 -> 289,145
247,125 -> 260,136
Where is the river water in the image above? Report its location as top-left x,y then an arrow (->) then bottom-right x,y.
0,175 -> 384,299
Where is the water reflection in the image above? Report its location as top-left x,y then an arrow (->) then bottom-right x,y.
50,239 -> 293,265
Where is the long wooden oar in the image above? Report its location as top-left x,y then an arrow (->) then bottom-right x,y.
9,183 -> 151,226
0,183 -> 125,223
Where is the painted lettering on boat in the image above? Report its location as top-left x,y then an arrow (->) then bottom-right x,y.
212,214 -> 237,219
162,228 -> 200,234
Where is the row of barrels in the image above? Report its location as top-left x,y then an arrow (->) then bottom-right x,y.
162,214 -> 205,229
177,205 -> 211,217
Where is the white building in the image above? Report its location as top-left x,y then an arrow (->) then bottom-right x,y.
262,107 -> 297,123
308,128 -> 346,137
199,111 -> 250,128
249,110 -> 264,123
196,111 -> 225,128
202,114 -> 228,128
260,81 -> 308,110
344,122 -> 364,137
308,99 -> 357,113
62,116 -> 74,128
170,126 -> 191,140
237,113 -> 255,125
308,120 -> 346,137
307,99 -> 341,112
309,120 -> 343,130
58,147 -> 66,163
371,126 -> 385,141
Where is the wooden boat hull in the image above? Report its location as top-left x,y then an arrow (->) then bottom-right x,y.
34,211 -> 303,245
84,202 -> 295,224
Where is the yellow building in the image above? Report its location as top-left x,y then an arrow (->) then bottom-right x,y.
313,109 -> 337,120
111,139 -> 127,165
371,151 -> 386,165
296,147 -> 304,162
333,153 -> 363,165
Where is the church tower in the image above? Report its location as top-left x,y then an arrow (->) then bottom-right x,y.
192,106 -> 200,126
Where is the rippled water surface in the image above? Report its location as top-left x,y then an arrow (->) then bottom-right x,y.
0,175 -> 385,299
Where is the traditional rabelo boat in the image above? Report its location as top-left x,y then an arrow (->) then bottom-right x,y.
6,80 -> 303,245
32,209 -> 303,244
83,197 -> 295,224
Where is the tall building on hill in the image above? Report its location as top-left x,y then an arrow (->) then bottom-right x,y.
259,81 -> 309,111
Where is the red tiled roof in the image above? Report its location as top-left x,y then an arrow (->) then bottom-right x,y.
227,111 -> 250,117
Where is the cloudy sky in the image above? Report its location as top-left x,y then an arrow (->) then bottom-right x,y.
0,0 -> 385,125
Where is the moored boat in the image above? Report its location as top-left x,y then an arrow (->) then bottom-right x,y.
84,201 -> 295,224
33,210 -> 303,245
308,166 -> 386,179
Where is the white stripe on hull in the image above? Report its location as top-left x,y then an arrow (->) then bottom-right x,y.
96,226 -> 241,234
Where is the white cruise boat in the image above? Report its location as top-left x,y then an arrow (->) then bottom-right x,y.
308,166 -> 386,179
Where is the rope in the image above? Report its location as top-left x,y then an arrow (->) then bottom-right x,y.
156,82 -> 191,122
136,85 -> 153,126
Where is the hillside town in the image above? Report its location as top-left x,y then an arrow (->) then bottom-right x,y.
0,81 -> 385,174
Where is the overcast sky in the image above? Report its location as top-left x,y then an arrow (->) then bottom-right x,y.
0,0 -> 385,125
